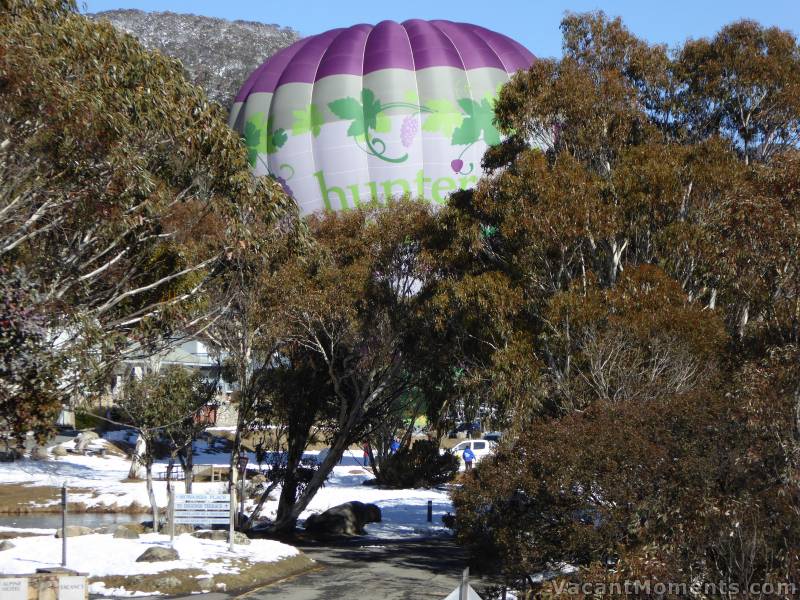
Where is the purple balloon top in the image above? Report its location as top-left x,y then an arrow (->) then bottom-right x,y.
235,20 -> 535,101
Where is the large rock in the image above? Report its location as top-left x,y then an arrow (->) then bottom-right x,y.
30,445 -> 49,460
112,526 -> 139,539
55,526 -> 92,538
191,529 -> 250,545
173,524 -> 195,535
196,577 -> 214,590
304,501 -> 381,537
136,546 -> 179,562
108,522 -> 146,534
52,445 -> 68,457
0,541 -> 15,551
74,431 -> 99,453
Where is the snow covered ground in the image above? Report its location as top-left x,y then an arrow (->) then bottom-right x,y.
0,436 -> 453,538
0,531 -> 298,577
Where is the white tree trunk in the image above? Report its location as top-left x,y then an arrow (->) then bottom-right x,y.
128,435 -> 147,480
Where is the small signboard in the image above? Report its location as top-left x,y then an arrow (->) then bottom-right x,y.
175,493 -> 230,501
59,575 -> 88,600
0,577 -> 28,600
172,493 -> 231,526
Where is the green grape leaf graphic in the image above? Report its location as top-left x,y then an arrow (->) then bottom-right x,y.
245,113 -> 287,160
291,104 -> 324,137
329,89 -> 385,138
360,89 -> 382,131
451,98 -> 501,146
268,125 -> 288,154
422,99 -> 465,137
243,118 -> 261,167
329,96 -> 365,137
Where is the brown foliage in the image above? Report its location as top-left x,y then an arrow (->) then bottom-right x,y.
445,12 -> 800,595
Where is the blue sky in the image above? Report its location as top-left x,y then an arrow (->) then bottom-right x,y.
81,0 -> 800,58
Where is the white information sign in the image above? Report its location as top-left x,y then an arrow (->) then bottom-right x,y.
175,494 -> 229,501
0,577 -> 28,600
58,576 -> 87,600
173,517 -> 230,524
173,493 -> 231,526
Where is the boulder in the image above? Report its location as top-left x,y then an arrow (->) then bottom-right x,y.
304,501 -> 381,537
135,546 -> 179,562
191,529 -> 250,545
173,524 -> 195,535
74,431 -> 99,453
52,445 -> 68,457
112,526 -> 139,539
93,526 -> 113,534
196,577 -> 214,590
55,526 -> 92,538
109,522 -> 146,534
30,445 -> 49,460
0,540 -> 15,551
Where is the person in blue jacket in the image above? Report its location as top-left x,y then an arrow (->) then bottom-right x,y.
389,438 -> 400,455
462,446 -> 476,470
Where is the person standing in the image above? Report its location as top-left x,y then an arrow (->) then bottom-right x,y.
363,442 -> 371,467
463,446 -> 476,471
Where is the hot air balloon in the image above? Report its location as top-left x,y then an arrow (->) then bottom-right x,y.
230,20 -> 535,215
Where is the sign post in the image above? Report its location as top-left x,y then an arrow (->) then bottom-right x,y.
61,483 -> 67,567
168,488 -> 175,545
237,450 -> 249,530
229,476 -> 236,552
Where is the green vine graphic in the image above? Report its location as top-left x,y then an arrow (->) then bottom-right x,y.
447,94 -> 502,174
251,86 -> 505,170
327,89 -> 432,163
244,112 -> 288,167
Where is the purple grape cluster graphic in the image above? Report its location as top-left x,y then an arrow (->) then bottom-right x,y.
400,115 -> 419,147
269,164 -> 295,198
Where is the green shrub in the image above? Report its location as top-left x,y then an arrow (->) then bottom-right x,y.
377,440 -> 459,488
74,410 -> 101,430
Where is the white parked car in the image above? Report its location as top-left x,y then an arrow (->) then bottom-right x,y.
450,439 -> 495,469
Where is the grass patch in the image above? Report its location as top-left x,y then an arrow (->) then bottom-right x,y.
90,554 -> 315,595
0,483 -> 149,514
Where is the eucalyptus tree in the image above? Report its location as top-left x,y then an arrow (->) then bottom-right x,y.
261,201 -> 456,534
0,0 -> 294,440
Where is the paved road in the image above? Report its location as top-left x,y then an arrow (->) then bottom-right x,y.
241,537 -> 469,600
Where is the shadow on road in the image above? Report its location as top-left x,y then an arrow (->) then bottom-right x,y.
245,537 -> 470,600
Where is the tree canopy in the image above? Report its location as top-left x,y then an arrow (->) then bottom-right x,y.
444,11 -> 800,593
0,0 -> 296,441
